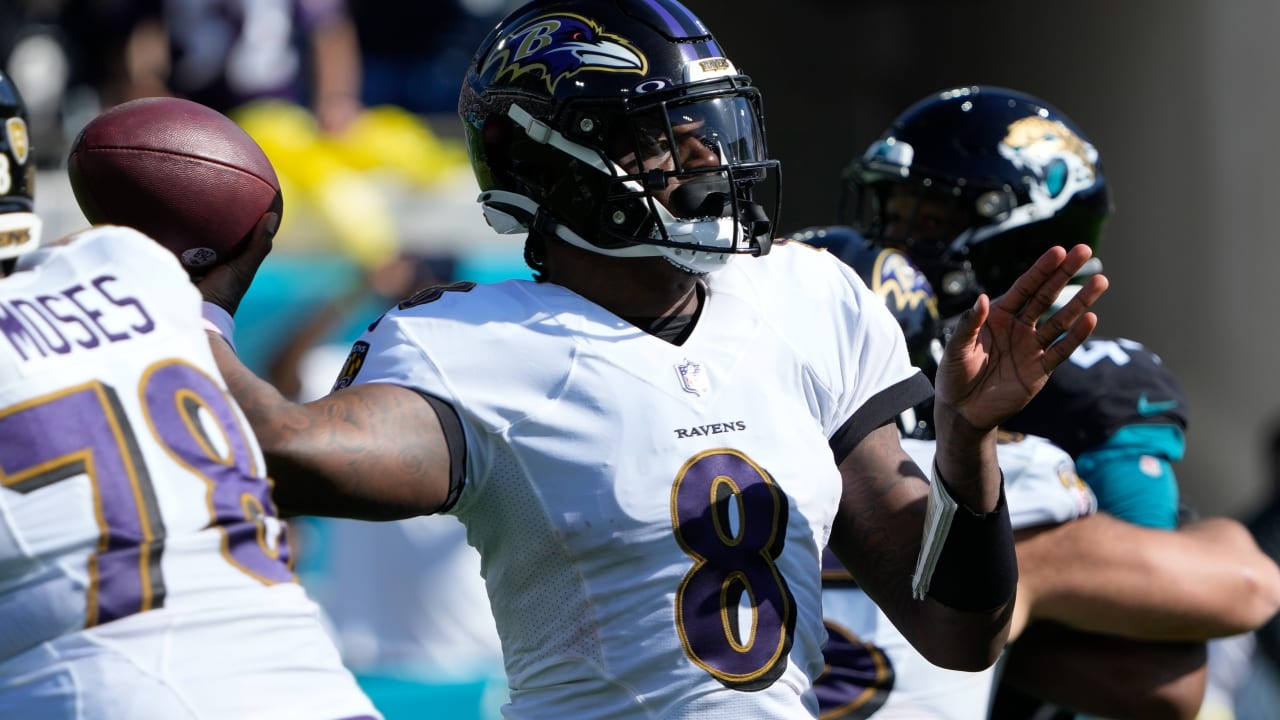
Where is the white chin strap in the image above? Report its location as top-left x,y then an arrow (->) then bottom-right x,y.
651,216 -> 741,274
0,212 -> 42,261
478,190 -> 737,274
476,103 -> 748,275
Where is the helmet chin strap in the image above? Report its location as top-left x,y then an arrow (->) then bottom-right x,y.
650,217 -> 742,274
477,189 -> 739,274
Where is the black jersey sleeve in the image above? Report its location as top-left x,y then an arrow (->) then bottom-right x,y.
829,371 -> 933,463
1002,337 -> 1188,458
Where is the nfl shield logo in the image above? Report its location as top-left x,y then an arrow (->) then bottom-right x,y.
675,359 -> 710,396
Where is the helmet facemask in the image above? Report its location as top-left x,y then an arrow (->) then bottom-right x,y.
845,171 -> 986,317
476,79 -> 779,275
598,89 -> 777,270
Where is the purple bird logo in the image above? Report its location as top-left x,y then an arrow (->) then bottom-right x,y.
482,13 -> 648,93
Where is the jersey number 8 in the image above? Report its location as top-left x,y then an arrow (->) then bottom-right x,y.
671,448 -> 797,691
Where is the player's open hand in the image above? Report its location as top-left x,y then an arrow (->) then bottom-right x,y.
933,244 -> 1108,433
196,211 -> 278,316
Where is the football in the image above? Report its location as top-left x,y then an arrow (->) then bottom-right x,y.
67,96 -> 282,272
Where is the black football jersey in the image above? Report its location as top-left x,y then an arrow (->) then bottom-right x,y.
1003,336 -> 1188,458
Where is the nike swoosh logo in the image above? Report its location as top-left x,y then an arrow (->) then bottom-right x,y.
1137,394 -> 1178,416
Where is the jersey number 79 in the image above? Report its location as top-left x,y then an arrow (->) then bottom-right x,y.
0,359 -> 292,627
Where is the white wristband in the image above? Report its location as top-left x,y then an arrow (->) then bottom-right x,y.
201,302 -> 237,354
911,461 -> 960,600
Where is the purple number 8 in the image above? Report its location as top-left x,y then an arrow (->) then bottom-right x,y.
671,449 -> 795,691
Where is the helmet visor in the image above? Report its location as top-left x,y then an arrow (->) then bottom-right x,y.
611,95 -> 767,183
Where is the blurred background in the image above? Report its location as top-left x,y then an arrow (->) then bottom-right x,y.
5,0 -> 1280,716
9,0 -> 1276,520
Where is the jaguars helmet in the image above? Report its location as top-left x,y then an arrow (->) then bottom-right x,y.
458,0 -> 780,275
843,85 -> 1109,318
0,70 -> 39,261
791,226 -> 941,438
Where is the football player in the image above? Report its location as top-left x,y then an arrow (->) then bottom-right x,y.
834,85 -> 1254,717
844,84 -> 1182,531
126,2 -> 1103,717
799,229 -> 1280,719
0,71 -> 379,719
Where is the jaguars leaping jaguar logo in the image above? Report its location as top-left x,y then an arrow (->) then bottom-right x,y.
998,116 -> 1099,209
481,13 -> 648,94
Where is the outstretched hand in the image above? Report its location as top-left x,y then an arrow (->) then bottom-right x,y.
197,211 -> 279,316
933,244 -> 1108,433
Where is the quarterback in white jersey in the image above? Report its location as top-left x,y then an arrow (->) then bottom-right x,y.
340,239 -> 925,718
817,433 -> 1096,720
0,223 -> 379,719
157,2 -> 1106,719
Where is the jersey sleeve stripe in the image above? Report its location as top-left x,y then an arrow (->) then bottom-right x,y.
828,372 -> 933,463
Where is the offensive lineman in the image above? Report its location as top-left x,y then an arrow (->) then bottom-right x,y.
0,71 -> 379,720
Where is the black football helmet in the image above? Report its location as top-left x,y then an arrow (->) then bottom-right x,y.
791,226 -> 941,438
0,70 -> 39,262
458,0 -> 780,275
843,85 -> 1109,318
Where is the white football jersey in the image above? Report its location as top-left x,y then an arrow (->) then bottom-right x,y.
346,241 -> 929,719
818,433 -> 1097,719
0,227 -> 377,720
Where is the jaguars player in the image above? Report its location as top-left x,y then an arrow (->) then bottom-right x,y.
840,84 -> 1206,716
0,72 -> 378,719
798,230 -> 1280,720
842,84 -> 1186,531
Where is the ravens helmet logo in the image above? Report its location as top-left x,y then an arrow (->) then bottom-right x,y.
481,13 -> 648,93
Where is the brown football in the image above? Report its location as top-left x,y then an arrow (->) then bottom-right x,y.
67,96 -> 281,272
